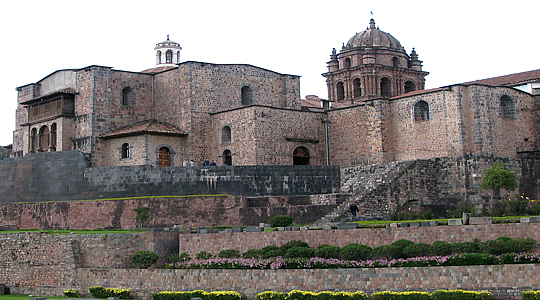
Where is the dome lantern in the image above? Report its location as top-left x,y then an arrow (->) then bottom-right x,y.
155,35 -> 182,66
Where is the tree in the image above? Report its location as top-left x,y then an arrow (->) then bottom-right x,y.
479,162 -> 518,206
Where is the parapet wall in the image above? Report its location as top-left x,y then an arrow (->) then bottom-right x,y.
0,151 -> 340,203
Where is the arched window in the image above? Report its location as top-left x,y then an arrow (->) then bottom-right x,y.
121,143 -> 130,159
343,58 -> 351,68
293,146 -> 310,165
156,51 -> 162,64
122,87 -> 131,105
241,86 -> 252,105
336,82 -> 345,101
39,125 -> 49,151
222,149 -> 232,166
30,128 -> 37,152
392,57 -> 399,68
221,126 -> 232,142
414,100 -> 430,122
176,51 -> 180,63
353,78 -> 361,98
158,147 -> 170,167
500,95 -> 515,119
380,77 -> 392,97
50,123 -> 57,151
404,81 -> 416,93
166,50 -> 173,63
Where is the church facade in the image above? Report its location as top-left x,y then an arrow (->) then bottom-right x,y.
11,20 -> 540,168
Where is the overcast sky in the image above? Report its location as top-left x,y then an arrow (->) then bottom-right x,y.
1,0 -> 539,146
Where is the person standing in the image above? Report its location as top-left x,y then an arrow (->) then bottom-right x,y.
349,202 -> 359,221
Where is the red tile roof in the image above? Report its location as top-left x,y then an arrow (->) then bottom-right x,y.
140,66 -> 178,74
390,87 -> 445,100
101,119 -> 187,139
462,69 -> 540,86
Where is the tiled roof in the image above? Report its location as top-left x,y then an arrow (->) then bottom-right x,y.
21,88 -> 77,105
140,65 -> 178,74
462,69 -> 540,86
101,119 -> 187,139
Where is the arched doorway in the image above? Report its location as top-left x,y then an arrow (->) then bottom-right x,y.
158,147 -> 170,167
222,149 -> 232,166
293,146 -> 310,165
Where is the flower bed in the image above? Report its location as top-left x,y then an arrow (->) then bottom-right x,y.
167,252 -> 540,270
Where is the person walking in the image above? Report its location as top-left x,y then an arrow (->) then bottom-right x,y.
349,202 -> 359,221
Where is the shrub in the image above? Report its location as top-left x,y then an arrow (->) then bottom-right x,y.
256,291 -> 287,300
281,240 -> 310,251
403,243 -> 430,258
195,251 -> 214,260
391,239 -> 415,250
372,291 -> 430,300
262,249 -> 284,258
429,241 -> 452,256
242,249 -> 263,259
340,243 -> 372,261
287,290 -> 317,300
190,290 -> 210,299
89,286 -> 132,299
371,244 -> 402,260
64,289 -> 81,298
207,291 -> 242,300
168,252 -> 190,264
513,237 -> 537,253
445,253 -> 498,266
130,250 -> 159,269
218,249 -> 241,258
151,291 -> 192,300
451,241 -> 480,254
431,289 -> 491,300
269,215 -> 293,227
523,290 -> 540,300
315,244 -> 341,259
285,246 -> 315,258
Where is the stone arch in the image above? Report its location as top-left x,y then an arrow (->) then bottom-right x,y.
121,143 -> 130,159
380,77 -> 392,97
392,57 -> 399,68
30,127 -> 37,153
221,126 -> 232,143
166,50 -> 173,63
404,81 -> 416,93
241,85 -> 253,105
353,78 -> 361,98
500,95 -> 516,119
38,125 -> 49,151
293,146 -> 310,165
158,146 -> 171,167
336,82 -> 345,101
122,87 -> 132,105
50,123 -> 57,151
222,149 -> 232,166
343,58 -> 351,68
414,100 -> 430,122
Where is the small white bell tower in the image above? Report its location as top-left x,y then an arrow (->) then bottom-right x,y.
155,35 -> 182,66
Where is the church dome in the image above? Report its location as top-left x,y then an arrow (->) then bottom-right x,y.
345,19 -> 404,52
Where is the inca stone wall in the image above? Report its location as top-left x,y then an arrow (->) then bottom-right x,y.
0,151 -> 340,203
0,195 -> 338,230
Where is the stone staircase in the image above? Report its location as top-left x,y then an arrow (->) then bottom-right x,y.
315,161 -> 416,225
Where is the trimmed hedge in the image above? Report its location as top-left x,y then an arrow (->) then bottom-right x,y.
89,286 -> 132,299
431,289 -> 491,300
523,291 -> 540,300
151,290 -> 241,300
372,291 -> 430,300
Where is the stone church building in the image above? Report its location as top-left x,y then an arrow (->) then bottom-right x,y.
11,19 -> 540,168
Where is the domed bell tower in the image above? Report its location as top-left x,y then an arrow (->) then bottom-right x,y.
155,35 -> 182,66
323,19 -> 429,103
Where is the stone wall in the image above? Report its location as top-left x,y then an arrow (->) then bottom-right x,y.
0,195 -> 337,230
0,151 -> 340,203
2,224 -> 540,299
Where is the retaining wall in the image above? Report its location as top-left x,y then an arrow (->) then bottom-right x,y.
0,151 -> 341,203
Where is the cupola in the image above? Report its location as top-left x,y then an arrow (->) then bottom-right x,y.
155,35 -> 182,66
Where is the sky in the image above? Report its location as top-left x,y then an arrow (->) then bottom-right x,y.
0,0 -> 539,146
